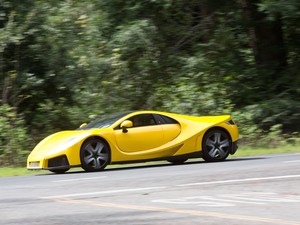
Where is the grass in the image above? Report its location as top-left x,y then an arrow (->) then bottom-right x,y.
0,167 -> 47,177
234,144 -> 300,157
1,144 -> 299,178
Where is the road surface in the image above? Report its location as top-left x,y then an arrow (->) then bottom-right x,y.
1,153 -> 300,225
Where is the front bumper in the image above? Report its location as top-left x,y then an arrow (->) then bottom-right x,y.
27,155 -> 70,170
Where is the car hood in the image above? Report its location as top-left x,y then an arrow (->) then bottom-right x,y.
29,129 -> 103,158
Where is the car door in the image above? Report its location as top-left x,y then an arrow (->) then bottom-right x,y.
114,114 -> 164,152
153,114 -> 181,143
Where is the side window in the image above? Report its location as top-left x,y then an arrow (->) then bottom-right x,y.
153,114 -> 179,125
128,114 -> 157,127
161,115 -> 179,124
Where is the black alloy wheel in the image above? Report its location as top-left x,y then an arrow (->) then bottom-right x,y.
202,129 -> 231,162
49,168 -> 70,174
167,159 -> 188,165
80,138 -> 111,172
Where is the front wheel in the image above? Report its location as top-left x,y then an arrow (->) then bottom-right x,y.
80,138 -> 111,172
202,129 -> 231,162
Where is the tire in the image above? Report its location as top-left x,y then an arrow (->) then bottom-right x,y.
49,168 -> 69,174
167,159 -> 187,165
80,137 -> 111,172
202,129 -> 231,162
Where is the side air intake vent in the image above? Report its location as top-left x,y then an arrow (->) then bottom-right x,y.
48,155 -> 69,168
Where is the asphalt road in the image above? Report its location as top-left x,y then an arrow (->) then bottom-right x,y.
1,153 -> 300,225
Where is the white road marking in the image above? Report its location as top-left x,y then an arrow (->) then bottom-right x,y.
153,196 -> 235,207
284,160 -> 300,163
177,174 -> 300,187
219,192 -> 300,203
56,198 -> 300,225
52,176 -> 106,183
152,192 -> 300,208
153,195 -> 266,207
41,186 -> 166,199
42,174 -> 300,201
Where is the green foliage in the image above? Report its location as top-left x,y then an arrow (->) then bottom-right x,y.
0,0 -> 299,166
0,105 -> 32,166
233,104 -> 300,147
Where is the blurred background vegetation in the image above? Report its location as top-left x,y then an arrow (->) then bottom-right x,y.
0,0 -> 299,166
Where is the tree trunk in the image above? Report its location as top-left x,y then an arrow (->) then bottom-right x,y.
239,0 -> 287,71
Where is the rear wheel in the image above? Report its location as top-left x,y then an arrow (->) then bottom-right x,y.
167,159 -> 187,165
80,138 -> 111,172
202,129 -> 231,162
49,168 -> 69,174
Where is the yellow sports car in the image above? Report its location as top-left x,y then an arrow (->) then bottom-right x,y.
27,111 -> 238,173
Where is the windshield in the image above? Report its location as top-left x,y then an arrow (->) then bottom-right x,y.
78,111 -> 132,130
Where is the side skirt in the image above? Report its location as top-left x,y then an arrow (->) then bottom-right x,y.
112,151 -> 203,165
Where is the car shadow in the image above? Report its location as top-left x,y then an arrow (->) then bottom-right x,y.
105,156 -> 267,172
40,156 -> 267,175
